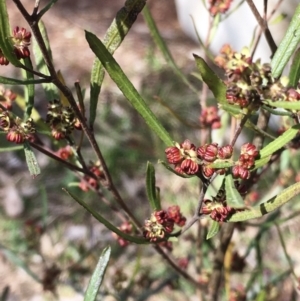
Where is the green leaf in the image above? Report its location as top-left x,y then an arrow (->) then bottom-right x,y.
22,58 -> 35,119
32,21 -> 58,100
89,0 -> 146,128
89,60 -> 104,128
262,105 -> 294,117
193,54 -> 227,104
259,125 -> 300,158
245,119 -> 276,140
227,182 -> 300,222
0,145 -> 23,152
208,160 -> 234,169
225,174 -> 244,208
23,141 -> 41,177
86,31 -> 173,146
84,246 -> 111,301
271,4 -> 300,78
0,0 -> 22,67
38,0 -> 58,19
206,220 -> 220,239
219,103 -> 243,117
64,188 -> 149,244
288,47 -> 300,87
142,5 -> 198,94
146,162 -> 161,210
253,156 -> 271,170
0,76 -> 50,85
263,99 -> 300,111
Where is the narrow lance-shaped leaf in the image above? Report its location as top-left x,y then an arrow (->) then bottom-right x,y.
0,0 -> 22,66
146,162 -> 161,210
32,21 -> 58,101
0,145 -> 23,152
84,246 -> 111,301
263,99 -> 300,111
208,160 -> 234,169
225,174 -> 245,208
288,47 -> 300,87
23,141 -> 41,177
142,5 -> 198,94
89,0 -> 146,128
193,54 -> 227,104
86,31 -> 173,146
259,125 -> 300,158
271,4 -> 300,78
227,182 -> 300,222
38,0 -> 58,19
64,188 -> 149,244
253,156 -> 271,170
0,76 -> 50,85
21,58 -> 35,119
206,220 -> 220,240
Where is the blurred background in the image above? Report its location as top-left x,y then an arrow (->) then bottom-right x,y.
1,1 -> 300,300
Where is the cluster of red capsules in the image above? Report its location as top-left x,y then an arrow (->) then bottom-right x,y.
165,139 -> 232,178
0,26 -> 31,65
165,139 -> 258,181
143,206 -> 186,242
0,111 -> 35,144
201,188 -> 238,222
0,86 -> 34,144
215,45 -> 300,112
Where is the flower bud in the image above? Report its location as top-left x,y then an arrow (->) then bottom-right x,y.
218,145 -> 233,159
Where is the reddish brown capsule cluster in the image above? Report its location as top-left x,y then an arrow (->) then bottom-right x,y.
46,99 -> 80,140
12,26 -> 31,59
232,143 -> 258,180
0,112 -> 35,144
79,163 -> 104,192
0,85 -> 17,111
208,0 -> 232,16
112,221 -> 134,247
143,205 -> 186,242
165,139 -> 199,175
202,199 -> 236,222
0,26 -> 32,65
215,45 -> 300,111
199,106 -> 221,129
165,139 -> 233,178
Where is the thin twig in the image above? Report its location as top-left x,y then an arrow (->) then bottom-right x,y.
29,141 -> 95,177
230,114 -> 249,147
246,0 -> 277,56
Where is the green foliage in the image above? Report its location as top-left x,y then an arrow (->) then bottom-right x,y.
1,1 -> 300,300
84,246 -> 111,301
271,3 -> 300,78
